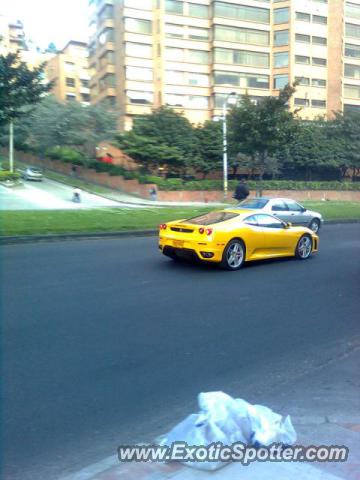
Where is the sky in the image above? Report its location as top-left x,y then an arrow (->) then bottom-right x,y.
2,0 -> 89,50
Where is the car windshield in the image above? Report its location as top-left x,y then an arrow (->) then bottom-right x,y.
238,199 -> 269,209
29,168 -> 42,173
183,211 -> 239,225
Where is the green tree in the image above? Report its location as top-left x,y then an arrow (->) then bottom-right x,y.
227,84 -> 297,182
0,52 -> 52,171
193,120 -> 223,178
331,111 -> 360,180
116,106 -> 199,175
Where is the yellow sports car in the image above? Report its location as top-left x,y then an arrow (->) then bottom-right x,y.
159,209 -> 319,270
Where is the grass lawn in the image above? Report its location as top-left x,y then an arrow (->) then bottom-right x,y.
0,202 -> 359,237
0,207 -> 212,236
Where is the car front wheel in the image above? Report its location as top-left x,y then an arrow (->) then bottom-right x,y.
295,234 -> 313,260
221,239 -> 245,270
309,218 -> 320,233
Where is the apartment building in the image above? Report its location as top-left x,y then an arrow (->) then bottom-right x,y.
45,41 -> 91,105
88,0 -> 360,130
0,16 -> 26,55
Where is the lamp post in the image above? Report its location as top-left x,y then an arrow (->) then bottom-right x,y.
222,92 -> 237,200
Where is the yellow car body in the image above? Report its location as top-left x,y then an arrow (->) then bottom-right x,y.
159,209 -> 319,270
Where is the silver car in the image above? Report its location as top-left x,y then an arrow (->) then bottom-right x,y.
20,166 -> 43,181
237,197 -> 324,233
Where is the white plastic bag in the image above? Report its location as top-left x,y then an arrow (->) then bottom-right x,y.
160,391 -> 297,471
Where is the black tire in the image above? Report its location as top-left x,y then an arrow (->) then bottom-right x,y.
220,239 -> 246,271
295,234 -> 313,260
309,218 -> 320,233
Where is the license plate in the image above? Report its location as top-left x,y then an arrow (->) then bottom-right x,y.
173,240 -> 184,248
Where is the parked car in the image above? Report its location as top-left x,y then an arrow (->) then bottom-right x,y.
236,197 -> 324,233
159,209 -> 319,270
19,166 -> 43,182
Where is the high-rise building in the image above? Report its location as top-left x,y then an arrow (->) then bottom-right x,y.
45,41 -> 91,105
88,0 -> 360,130
0,16 -> 27,55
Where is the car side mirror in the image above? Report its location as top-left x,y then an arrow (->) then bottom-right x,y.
283,222 -> 292,229
301,207 -> 307,213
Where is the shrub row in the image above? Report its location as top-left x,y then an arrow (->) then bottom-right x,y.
44,154 -> 360,191
0,171 -> 21,181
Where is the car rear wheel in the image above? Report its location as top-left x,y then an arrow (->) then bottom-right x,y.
309,218 -> 320,233
221,239 -> 245,271
295,234 -> 312,260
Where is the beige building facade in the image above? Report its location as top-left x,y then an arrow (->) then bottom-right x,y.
45,41 -> 91,105
0,16 -> 27,55
88,0 -> 360,129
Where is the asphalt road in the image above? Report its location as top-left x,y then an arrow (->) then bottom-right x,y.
2,224 -> 360,480
0,178 -> 128,210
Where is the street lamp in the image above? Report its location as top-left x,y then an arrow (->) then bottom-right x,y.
222,92 -> 237,200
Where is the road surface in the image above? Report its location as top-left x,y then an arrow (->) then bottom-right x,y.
2,224 -> 360,479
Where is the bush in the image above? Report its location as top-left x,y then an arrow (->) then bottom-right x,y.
45,146 -> 85,165
0,171 -> 21,181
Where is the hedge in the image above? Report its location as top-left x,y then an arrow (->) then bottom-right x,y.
0,171 -> 21,181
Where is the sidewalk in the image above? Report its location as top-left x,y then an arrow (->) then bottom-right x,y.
64,346 -> 360,480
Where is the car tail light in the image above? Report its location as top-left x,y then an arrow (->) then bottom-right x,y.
159,224 -> 167,230
199,228 -> 205,234
205,228 -> 213,236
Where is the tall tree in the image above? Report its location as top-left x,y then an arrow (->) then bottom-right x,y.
193,120 -> 223,178
227,84 -> 297,181
0,52 -> 52,171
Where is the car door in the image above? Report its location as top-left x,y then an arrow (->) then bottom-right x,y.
270,199 -> 291,222
256,214 -> 294,256
242,214 -> 266,259
284,200 -> 309,226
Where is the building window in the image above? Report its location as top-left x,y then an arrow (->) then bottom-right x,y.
188,96 -> 209,108
165,71 -> 209,86
188,49 -> 209,63
296,12 -> 310,22
66,78 -> 76,87
313,15 -> 327,24
65,61 -> 75,72
126,66 -> 153,81
165,24 -> 184,38
81,79 -> 90,87
100,50 -> 115,67
214,2 -> 270,24
294,98 -> 309,106
344,84 -> 360,98
81,93 -> 90,102
165,0 -> 184,14
214,25 -> 269,46
345,64 -> 360,78
274,8 -> 289,24
214,71 -> 269,88
295,76 -> 310,85
124,18 -> 152,34
295,34 -> 310,43
165,94 -> 185,107
346,23 -> 360,38
125,42 -> 152,58
311,99 -> 326,108
274,74 -> 288,89
274,51 -> 289,67
188,27 -> 209,40
165,47 -> 184,61
66,94 -> 77,102
344,104 -> 360,113
274,30 -> 289,46
312,36 -> 327,45
345,43 -> 360,58
98,27 -> 114,44
346,2 -> 360,20
127,90 -> 154,104
189,3 -> 209,18
312,78 -> 326,87
312,57 -> 327,66
99,73 -> 116,89
295,55 -> 310,64
214,48 -> 269,67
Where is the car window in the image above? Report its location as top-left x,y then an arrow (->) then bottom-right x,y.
271,200 -> 288,212
256,214 -> 284,229
239,199 -> 269,209
285,200 -> 303,212
244,215 -> 259,226
183,211 -> 239,225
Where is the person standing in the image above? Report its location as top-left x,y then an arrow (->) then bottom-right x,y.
233,179 -> 249,202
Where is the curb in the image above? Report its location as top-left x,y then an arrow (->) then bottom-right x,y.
0,220 -> 359,245
0,230 -> 158,245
